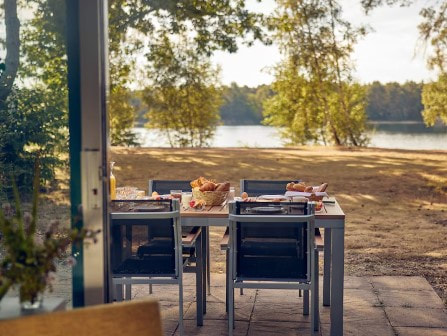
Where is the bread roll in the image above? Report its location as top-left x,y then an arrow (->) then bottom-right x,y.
200,182 -> 216,192
292,183 -> 307,192
216,181 -> 230,192
286,182 -> 295,191
318,183 -> 328,192
304,186 -> 313,193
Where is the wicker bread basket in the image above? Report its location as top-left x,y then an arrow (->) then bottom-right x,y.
192,187 -> 228,206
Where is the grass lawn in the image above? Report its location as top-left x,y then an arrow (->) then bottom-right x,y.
39,146 -> 447,303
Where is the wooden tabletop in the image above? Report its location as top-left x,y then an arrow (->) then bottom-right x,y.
181,197 -> 345,220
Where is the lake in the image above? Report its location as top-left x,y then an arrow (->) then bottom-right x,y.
134,122 -> 447,150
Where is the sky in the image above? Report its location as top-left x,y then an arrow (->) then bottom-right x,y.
0,1 -> 435,88
212,0 -> 436,87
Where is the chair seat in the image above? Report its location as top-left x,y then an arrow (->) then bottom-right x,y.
240,240 -> 304,256
237,255 -> 307,280
113,256 -> 185,276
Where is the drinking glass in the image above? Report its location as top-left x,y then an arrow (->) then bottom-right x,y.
181,192 -> 192,208
228,187 -> 235,201
170,190 -> 182,202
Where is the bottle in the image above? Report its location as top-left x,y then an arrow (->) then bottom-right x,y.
110,161 -> 116,200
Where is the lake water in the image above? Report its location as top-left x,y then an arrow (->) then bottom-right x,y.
134,122 -> 447,150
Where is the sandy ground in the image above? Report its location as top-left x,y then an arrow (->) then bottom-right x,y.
30,146 -> 447,304
108,146 -> 447,303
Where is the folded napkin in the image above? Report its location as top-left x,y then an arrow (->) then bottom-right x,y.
284,191 -> 328,197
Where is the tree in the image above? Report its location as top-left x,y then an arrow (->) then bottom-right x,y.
106,0 -> 267,145
361,0 -> 447,125
143,34 -> 223,147
0,87 -> 65,194
365,81 -> 423,121
418,2 -> 447,125
421,73 -> 447,125
0,0 -> 20,110
264,0 -> 368,146
0,0 -> 67,193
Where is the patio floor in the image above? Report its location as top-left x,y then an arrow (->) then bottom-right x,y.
130,274 -> 447,336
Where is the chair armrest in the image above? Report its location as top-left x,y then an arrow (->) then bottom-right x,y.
220,228 -> 229,250
182,226 -> 202,247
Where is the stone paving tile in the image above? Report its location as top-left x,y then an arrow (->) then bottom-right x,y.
385,307 -> 447,328
184,301 -> 253,321
255,289 -> 304,304
207,286 -> 257,304
344,289 -> 381,307
395,327 -> 447,336
248,321 -> 313,336
320,322 -> 395,336
251,301 -> 308,323
344,276 -> 374,290
319,304 -> 388,324
155,300 -> 193,321
132,284 -> 196,302
162,319 -> 179,336
378,289 -> 445,309
371,276 -> 434,291
172,319 -> 249,336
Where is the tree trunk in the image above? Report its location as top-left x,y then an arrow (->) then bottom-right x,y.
0,0 -> 20,107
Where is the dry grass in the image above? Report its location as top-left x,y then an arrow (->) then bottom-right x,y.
110,146 -> 447,303
34,146 -> 447,304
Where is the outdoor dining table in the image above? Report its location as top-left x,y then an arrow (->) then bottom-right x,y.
181,197 -> 345,336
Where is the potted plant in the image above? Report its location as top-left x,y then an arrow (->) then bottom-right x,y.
0,163 -> 99,309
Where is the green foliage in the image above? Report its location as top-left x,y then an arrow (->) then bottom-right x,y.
0,164 -> 99,303
106,0 -> 267,145
109,86 -> 139,147
0,87 -> 66,195
143,34 -> 223,147
365,81 -> 423,121
108,0 -> 267,57
421,73 -> 447,126
265,0 -> 368,146
220,83 -> 273,125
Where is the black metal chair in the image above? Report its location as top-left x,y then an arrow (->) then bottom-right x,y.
110,199 -> 204,334
227,201 -> 319,335
239,179 -> 300,197
149,180 -> 211,297
238,179 -> 324,293
148,180 -> 193,195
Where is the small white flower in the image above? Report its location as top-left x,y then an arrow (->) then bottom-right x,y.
67,256 -> 77,267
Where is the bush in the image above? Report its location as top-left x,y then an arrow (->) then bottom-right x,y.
0,87 -> 66,196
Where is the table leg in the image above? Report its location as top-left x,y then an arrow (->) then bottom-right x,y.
330,227 -> 344,336
201,226 -> 207,314
196,231 -> 204,326
206,226 -> 211,295
323,228 -> 332,306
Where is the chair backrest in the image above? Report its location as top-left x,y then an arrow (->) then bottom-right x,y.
148,180 -> 192,195
0,300 -> 163,336
240,179 -> 300,197
229,201 -> 314,282
110,199 -> 181,277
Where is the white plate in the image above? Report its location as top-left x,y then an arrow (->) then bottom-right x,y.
258,195 -> 288,200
